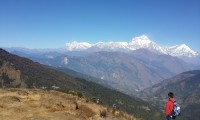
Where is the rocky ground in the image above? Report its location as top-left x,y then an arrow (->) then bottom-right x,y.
0,88 -> 138,120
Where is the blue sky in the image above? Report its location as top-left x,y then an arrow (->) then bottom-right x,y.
0,0 -> 200,51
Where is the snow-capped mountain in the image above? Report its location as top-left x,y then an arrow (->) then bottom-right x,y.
165,44 -> 198,57
65,41 -> 91,51
128,35 -> 156,50
65,35 -> 199,57
90,42 -> 128,52
127,35 -> 166,54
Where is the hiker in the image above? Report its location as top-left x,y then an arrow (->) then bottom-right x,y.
166,92 -> 176,120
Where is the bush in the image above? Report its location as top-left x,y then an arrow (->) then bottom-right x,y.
100,110 -> 107,118
77,92 -> 83,98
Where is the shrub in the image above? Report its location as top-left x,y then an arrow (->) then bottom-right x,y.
77,92 -> 83,98
100,110 -> 107,118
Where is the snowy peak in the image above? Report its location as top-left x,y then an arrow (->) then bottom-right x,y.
175,44 -> 193,51
131,35 -> 152,44
167,44 -> 198,57
93,41 -> 128,50
128,35 -> 157,50
65,41 -> 91,51
128,35 -> 166,54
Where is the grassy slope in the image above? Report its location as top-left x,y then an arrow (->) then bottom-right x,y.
0,88 -> 139,120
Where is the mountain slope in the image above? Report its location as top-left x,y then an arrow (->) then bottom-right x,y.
0,48 -> 163,120
130,49 -> 193,75
138,70 -> 200,120
34,49 -> 193,94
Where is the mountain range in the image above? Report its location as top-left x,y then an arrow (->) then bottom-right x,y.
65,35 -> 199,58
4,35 -> 199,58
4,35 -> 200,95
7,49 -> 192,94
43,50 -> 194,94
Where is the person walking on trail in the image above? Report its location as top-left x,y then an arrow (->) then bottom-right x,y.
166,92 -> 175,120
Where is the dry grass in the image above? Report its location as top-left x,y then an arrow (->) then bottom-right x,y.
0,88 -> 139,120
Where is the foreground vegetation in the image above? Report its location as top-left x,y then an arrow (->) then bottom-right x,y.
0,88 -> 140,120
